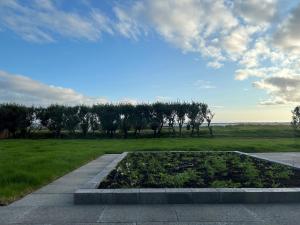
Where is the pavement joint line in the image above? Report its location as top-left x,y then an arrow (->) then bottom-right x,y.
173,205 -> 180,222
97,205 -> 107,222
242,205 -> 266,223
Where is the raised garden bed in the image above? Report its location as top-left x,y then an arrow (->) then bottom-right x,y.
74,151 -> 300,204
99,152 -> 300,188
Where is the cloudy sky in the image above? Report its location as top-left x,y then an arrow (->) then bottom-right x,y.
0,0 -> 300,122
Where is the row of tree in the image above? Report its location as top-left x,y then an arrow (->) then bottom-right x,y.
0,102 -> 214,138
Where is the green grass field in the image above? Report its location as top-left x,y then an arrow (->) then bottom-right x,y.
1,124 -> 299,205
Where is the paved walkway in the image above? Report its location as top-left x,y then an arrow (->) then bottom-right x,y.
1,152 -> 300,225
250,152 -> 300,168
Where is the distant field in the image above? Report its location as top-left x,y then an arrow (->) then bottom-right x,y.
0,124 -> 299,205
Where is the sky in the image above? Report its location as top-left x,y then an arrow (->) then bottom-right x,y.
1,0 -> 300,122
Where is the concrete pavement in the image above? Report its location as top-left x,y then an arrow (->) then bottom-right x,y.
1,152 -> 300,225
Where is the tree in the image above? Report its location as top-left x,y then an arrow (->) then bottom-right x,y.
152,102 -> 166,135
0,104 -> 34,137
95,104 -> 120,137
0,105 -> 5,133
292,106 -> 300,131
63,106 -> 80,135
0,104 -> 21,137
132,104 -> 150,136
187,102 -> 200,136
150,118 -> 160,137
204,108 -> 215,136
119,104 -> 134,138
187,102 -> 208,136
37,105 -> 65,138
89,109 -> 99,135
175,102 -> 188,136
78,105 -> 91,136
164,103 -> 176,135
36,107 -> 49,129
0,101 -> 214,139
18,106 -> 35,137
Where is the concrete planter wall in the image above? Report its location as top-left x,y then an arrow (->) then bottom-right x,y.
74,151 -> 300,204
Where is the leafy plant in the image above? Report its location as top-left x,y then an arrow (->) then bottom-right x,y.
99,152 -> 297,189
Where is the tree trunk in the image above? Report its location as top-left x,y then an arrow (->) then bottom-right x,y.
208,122 -> 213,136
191,124 -> 194,136
158,123 -> 163,135
134,128 -> 137,136
153,129 -> 157,137
123,129 -> 128,139
179,124 -> 182,136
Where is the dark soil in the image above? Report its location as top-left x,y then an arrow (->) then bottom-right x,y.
99,152 -> 300,188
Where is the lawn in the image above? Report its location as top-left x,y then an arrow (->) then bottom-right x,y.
1,124 -> 300,205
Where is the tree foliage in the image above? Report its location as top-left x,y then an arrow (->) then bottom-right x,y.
175,102 -> 188,136
0,102 -> 214,138
42,105 -> 65,137
292,106 -> 300,131
0,104 -> 34,137
63,106 -> 80,134
78,105 -> 91,136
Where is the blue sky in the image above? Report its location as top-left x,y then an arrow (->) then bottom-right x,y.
1,0 -> 300,122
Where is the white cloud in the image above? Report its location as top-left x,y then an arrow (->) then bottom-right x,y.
113,0 -> 239,65
113,4 -> 145,40
238,38 -> 275,69
234,0 -> 278,25
0,70 -> 107,105
118,98 -> 139,105
3,0 -> 300,108
194,80 -> 216,89
0,0 -> 278,67
207,61 -> 223,69
112,0 -> 278,70
258,97 -> 286,105
0,0 -> 112,42
211,105 -> 224,109
235,67 -> 274,80
273,3 -> 300,51
155,96 -> 172,102
253,75 -> 300,105
222,26 -> 261,58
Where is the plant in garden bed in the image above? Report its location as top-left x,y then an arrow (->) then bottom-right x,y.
99,152 -> 300,188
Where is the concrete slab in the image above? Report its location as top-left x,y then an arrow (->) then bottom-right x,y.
244,203 -> 300,219
9,194 -> 74,207
137,223 -> 265,225
250,152 -> 300,168
35,183 -> 79,194
173,204 -> 261,222
137,205 -> 178,222
98,205 -> 139,222
0,206 -> 35,224
0,223 -> 135,225
20,206 -> 105,224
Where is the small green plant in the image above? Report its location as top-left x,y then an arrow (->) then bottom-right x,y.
99,152 -> 298,189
